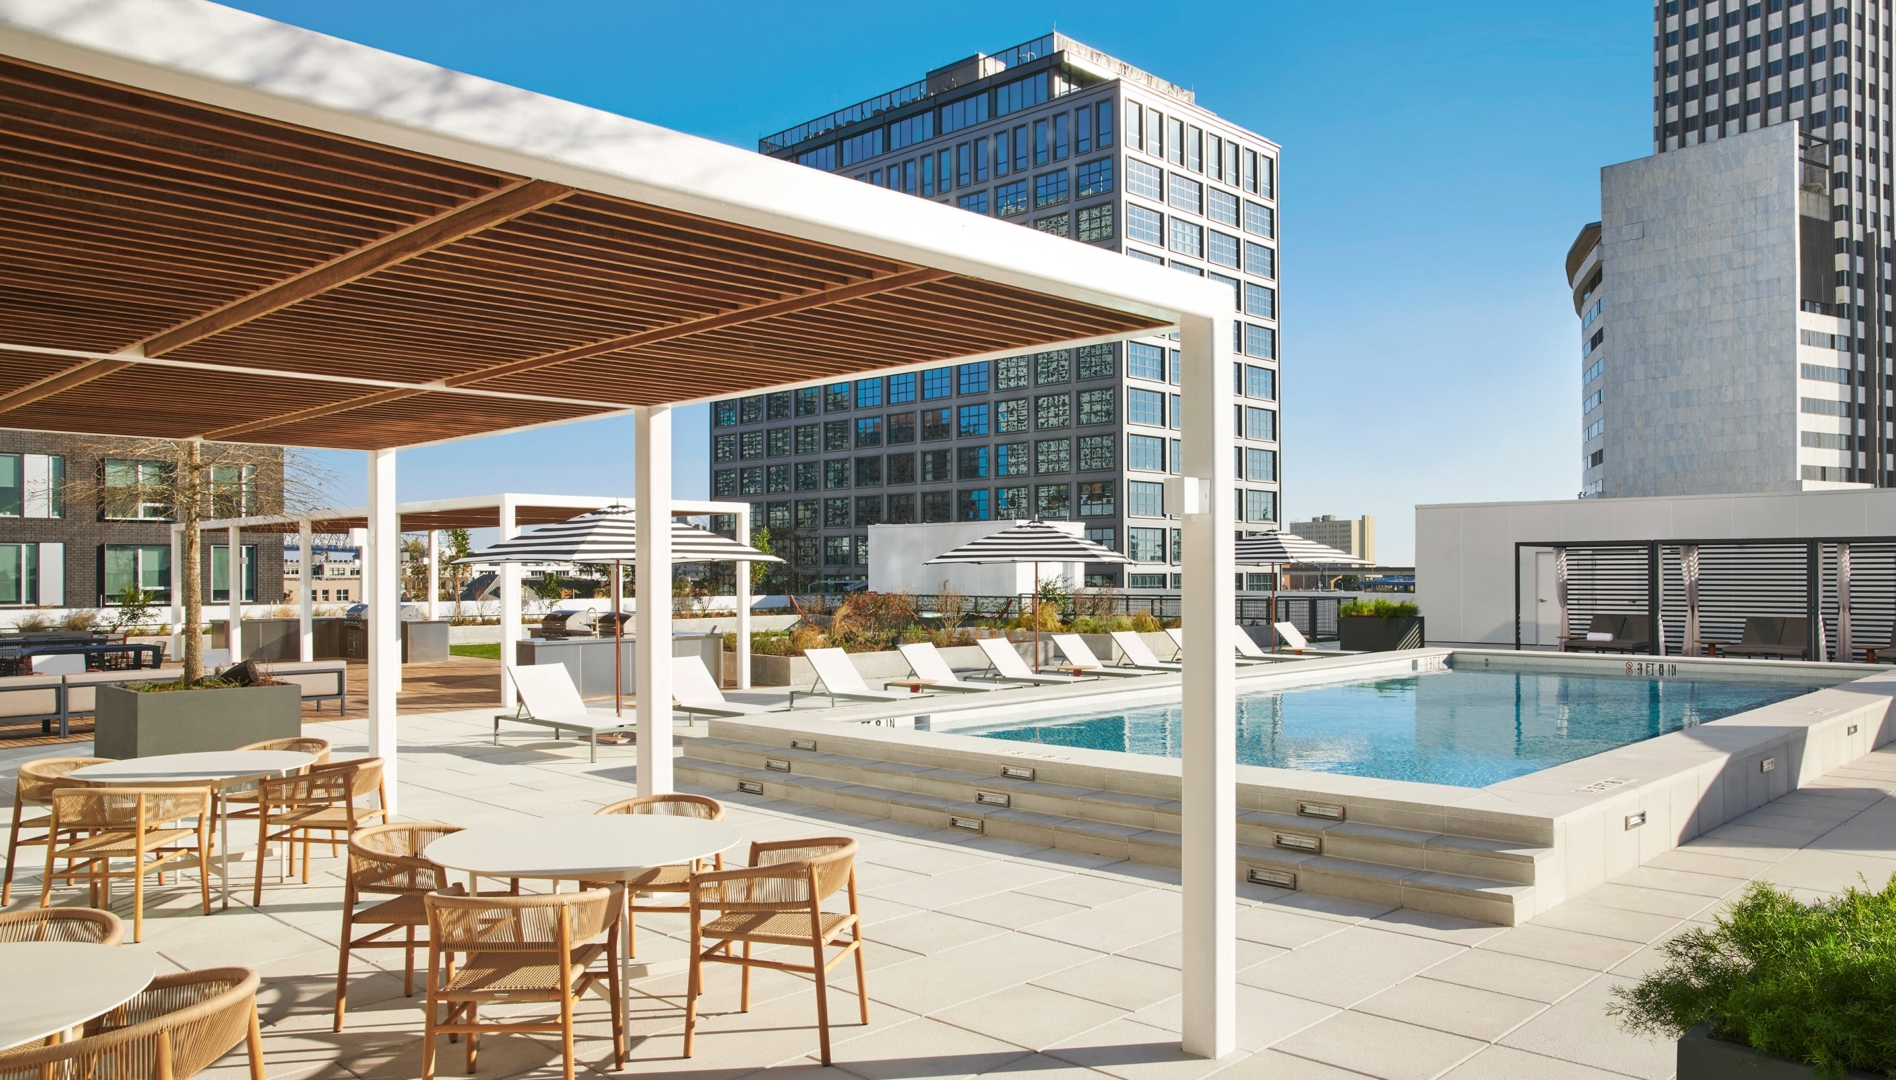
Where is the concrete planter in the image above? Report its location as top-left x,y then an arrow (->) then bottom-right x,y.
1338,615 -> 1424,652
1678,1024 -> 1881,1079
94,682 -> 301,759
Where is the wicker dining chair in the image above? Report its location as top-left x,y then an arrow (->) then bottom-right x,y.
684,837 -> 866,1065
422,887 -> 625,1080
0,966 -> 262,1080
4,756 -> 110,905
590,793 -> 724,954
234,735 -> 333,763
334,821 -> 472,1032
0,905 -> 123,945
251,757 -> 387,905
40,786 -> 213,944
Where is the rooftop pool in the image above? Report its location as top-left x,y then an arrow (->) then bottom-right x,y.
951,663 -> 1838,787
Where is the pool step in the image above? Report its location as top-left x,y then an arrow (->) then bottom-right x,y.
677,739 -> 1542,925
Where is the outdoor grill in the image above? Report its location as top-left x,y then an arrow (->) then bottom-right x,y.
537,611 -> 597,639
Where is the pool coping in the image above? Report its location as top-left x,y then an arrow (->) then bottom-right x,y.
699,647 -> 1896,918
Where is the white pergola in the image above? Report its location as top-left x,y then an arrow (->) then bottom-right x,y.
0,0 -> 1239,1053
190,493 -> 758,695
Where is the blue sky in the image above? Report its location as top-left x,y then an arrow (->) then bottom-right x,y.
227,0 -> 1654,562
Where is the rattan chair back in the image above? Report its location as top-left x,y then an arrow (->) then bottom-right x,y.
347,822 -> 461,896
257,763 -> 352,808
426,888 -> 619,955
50,786 -> 211,830
17,757 -> 111,803
236,736 -> 332,763
0,967 -> 261,1080
595,793 -> 723,820
0,906 -> 123,945
695,837 -> 856,910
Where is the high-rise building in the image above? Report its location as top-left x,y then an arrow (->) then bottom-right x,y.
1288,514 -> 1375,563
1599,0 -> 1894,497
712,33 -> 1282,591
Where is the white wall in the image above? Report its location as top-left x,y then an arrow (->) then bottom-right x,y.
867,520 -> 1085,596
1417,487 -> 1896,645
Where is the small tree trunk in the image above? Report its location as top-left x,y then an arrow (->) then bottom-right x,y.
181,441 -> 204,683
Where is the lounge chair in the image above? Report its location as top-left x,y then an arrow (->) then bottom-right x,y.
1167,627 -> 1284,666
671,655 -> 775,723
1864,623 -> 1896,663
1107,631 -> 1182,672
1714,616 -> 1812,660
895,642 -> 1007,693
494,663 -> 637,763
973,637 -> 1094,684
790,648 -> 932,708
1272,622 -> 1364,655
1559,614 -> 1650,654
1050,634 -> 1152,677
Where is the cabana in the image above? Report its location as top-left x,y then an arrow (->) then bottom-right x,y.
0,0 -> 1240,1053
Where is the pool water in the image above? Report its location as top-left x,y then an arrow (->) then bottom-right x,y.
968,669 -> 1816,787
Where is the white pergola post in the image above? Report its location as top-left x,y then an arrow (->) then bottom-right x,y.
1837,543 -> 1853,662
226,524 -> 243,662
297,520 -> 313,662
367,449 -> 400,814
167,524 -> 182,655
499,495 -> 522,710
734,502 -> 751,690
1178,311 -> 1236,1059
427,528 -> 441,621
635,406 -> 675,794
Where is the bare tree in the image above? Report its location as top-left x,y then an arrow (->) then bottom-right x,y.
62,437 -> 336,682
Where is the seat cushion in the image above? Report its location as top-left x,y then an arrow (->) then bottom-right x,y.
701,909 -> 856,945
441,943 -> 608,996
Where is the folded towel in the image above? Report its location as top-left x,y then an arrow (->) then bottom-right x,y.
1586,631 -> 1614,642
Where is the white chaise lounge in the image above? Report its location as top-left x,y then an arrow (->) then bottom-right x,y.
896,642 -> 1006,693
672,655 -> 776,723
1106,631 -> 1182,672
1168,627 -> 1290,666
494,663 -> 637,762
790,648 -> 932,708
973,637 -> 1093,684
1273,622 -> 1363,655
1050,634 -> 1151,677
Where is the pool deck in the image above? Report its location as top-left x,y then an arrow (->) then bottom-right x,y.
6,699 -> 1896,1080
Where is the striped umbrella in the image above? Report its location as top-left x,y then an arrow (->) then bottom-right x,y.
458,505 -> 778,715
928,518 -> 1129,671
1234,530 -> 1367,650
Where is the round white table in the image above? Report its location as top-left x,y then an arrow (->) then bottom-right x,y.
73,751 -> 317,909
0,942 -> 155,1052
425,815 -> 742,1031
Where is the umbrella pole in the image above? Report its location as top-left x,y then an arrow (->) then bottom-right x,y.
1032,559 -> 1041,674
1270,563 -> 1279,652
613,561 -> 623,717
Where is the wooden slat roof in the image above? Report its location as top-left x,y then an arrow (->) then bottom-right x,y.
0,37 -> 1176,452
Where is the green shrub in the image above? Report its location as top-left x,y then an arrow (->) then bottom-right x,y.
1608,876 -> 1896,1079
1338,598 -> 1419,620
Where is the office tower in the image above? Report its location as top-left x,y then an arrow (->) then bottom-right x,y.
712,33 -> 1282,591
1288,514 -> 1375,563
1606,0 -> 1893,496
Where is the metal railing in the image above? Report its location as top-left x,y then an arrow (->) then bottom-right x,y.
780,592 -> 1355,640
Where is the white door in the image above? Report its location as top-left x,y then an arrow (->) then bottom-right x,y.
1533,551 -> 1560,646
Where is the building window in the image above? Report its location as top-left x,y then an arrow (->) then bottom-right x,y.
922,368 -> 953,399
921,408 -> 951,441
855,456 -> 882,486
824,460 -> 851,489
1077,204 -> 1114,242
1129,527 -> 1167,562
767,427 -> 792,457
997,442 -> 1029,476
714,435 -> 737,463
888,372 -> 916,404
0,544 -> 36,605
1035,170 -> 1070,207
1036,484 -> 1070,519
921,450 -> 952,483
855,495 -> 883,526
209,544 -> 257,603
714,401 -> 739,427
1168,219 -> 1204,259
1035,393 -> 1070,430
1035,438 -> 1070,474
103,459 -> 173,520
1129,388 -> 1165,426
1036,213 -> 1070,237
1078,481 -> 1115,517
922,491 -> 952,522
1078,388 -> 1115,425
1127,159 -> 1163,199
767,464 -> 792,493
1127,205 -> 1163,246
1244,241 -> 1275,279
888,412 -> 917,444
888,493 -> 917,523
855,379 -> 883,409
767,391 -> 792,420
997,398 -> 1030,434
997,180 -> 1029,217
855,417 -> 883,448
1128,434 -> 1166,472
997,486 -> 1030,519
1077,158 -> 1113,197
824,384 -> 851,412
1244,283 -> 1276,319
101,543 -> 168,605
957,363 -> 989,395
957,488 -> 990,521
1244,406 -> 1276,441
714,469 -> 737,497
996,356 -> 1030,390
794,387 -> 821,416
824,536 -> 853,566
1245,489 -> 1278,523
740,396 -> 765,424
1128,481 -> 1165,517
887,452 -> 916,485
796,537 -> 821,566
1244,201 -> 1275,238
1246,448 -> 1277,481
1207,187 -> 1239,227
1077,343 -> 1116,379
958,191 -> 989,215
824,420 -> 851,451
795,462 -> 820,491
1244,324 -> 1276,360
957,446 -> 989,480
740,467 -> 764,495
1035,350 -> 1071,384
1169,175 -> 1202,214
740,431 -> 764,459
795,424 -> 820,455
1128,342 -> 1165,381
1245,365 -> 1276,400
958,403 -> 990,437
1078,435 -> 1115,471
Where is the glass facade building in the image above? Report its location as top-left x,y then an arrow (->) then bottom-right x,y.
715,33 -> 1282,590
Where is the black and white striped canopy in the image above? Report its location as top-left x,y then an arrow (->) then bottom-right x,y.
1234,531 -> 1366,567
456,504 -> 780,565
927,518 -> 1131,565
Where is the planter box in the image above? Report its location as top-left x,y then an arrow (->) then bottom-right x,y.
94,683 -> 302,759
1678,1023 -> 1882,1079
1337,615 -> 1424,652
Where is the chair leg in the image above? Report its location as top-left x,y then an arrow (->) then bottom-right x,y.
334,905 -> 354,1032
198,820 -> 213,916
3,794 -> 24,906
132,851 -> 146,945
253,810 -> 269,907
421,955 -> 441,1080
854,934 -> 869,1024
38,829 -> 58,910
812,937 -> 832,1066
405,925 -> 416,996
740,941 -> 752,1012
683,916 -> 701,1058
466,1001 -> 479,1075
558,986 -> 574,1080
245,1003 -> 265,1080
608,923 -> 625,1070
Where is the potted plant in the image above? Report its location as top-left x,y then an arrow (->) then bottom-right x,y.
1336,599 -> 1424,651
94,660 -> 301,759
1608,878 -> 1896,1079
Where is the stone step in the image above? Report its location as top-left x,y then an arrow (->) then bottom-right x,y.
677,753 -> 1535,925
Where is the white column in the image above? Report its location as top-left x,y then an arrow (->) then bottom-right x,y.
1178,311 -> 1236,1059
1837,543 -> 1853,662
734,502 -> 752,690
226,525 -> 243,662
635,406 -> 675,795
427,529 -> 441,621
367,449 -> 400,814
297,520 -> 313,662
167,525 -> 183,655
499,496 -> 522,710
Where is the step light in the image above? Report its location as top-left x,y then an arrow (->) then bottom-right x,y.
764,758 -> 791,773
1761,757 -> 1776,773
1000,765 -> 1036,781
1274,833 -> 1321,854
975,791 -> 1011,808
1625,811 -> 1646,830
1297,802 -> 1344,821
949,816 -> 984,832
737,780 -> 764,795
1247,867 -> 1296,889
1850,724 -> 1860,736
790,738 -> 817,751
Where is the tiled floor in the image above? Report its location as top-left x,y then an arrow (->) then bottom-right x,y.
6,706 -> 1896,1080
